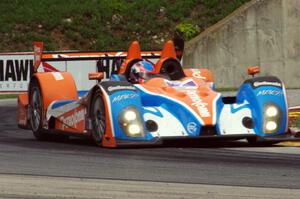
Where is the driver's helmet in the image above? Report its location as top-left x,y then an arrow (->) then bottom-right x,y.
129,60 -> 155,84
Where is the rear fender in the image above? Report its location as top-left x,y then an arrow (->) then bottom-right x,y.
28,72 -> 78,130
237,76 -> 288,136
29,72 -> 78,112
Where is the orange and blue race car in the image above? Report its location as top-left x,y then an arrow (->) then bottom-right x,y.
17,40 -> 300,147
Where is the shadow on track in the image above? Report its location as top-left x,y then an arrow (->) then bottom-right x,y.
0,131 -> 284,151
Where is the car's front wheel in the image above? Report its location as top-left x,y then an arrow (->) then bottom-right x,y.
90,91 -> 106,146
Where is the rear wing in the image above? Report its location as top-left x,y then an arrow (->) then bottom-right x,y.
33,41 -> 161,78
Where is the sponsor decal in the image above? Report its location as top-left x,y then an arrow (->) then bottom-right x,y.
34,46 -> 41,61
185,90 -> 211,117
253,81 -> 281,87
165,80 -> 181,87
60,109 -> 85,130
112,93 -> 138,103
187,122 -> 197,133
164,79 -> 198,88
191,69 -> 206,79
108,85 -> 136,92
52,72 -> 64,81
256,90 -> 283,96
101,81 -> 137,95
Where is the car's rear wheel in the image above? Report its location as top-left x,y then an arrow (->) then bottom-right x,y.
90,91 -> 106,146
29,80 -> 50,140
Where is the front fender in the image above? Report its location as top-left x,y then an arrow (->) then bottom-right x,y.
97,81 -> 143,141
237,76 -> 288,136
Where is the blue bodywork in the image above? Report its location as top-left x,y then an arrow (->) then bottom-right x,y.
237,83 -> 287,137
100,76 -> 289,143
48,75 -> 289,144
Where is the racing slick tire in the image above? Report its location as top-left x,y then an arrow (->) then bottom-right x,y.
29,79 -> 51,141
90,90 -> 106,146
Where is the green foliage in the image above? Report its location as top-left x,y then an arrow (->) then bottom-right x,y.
203,0 -> 219,8
0,0 -> 250,51
176,22 -> 199,41
0,94 -> 18,99
196,0 -> 250,30
165,0 -> 198,21
291,117 -> 300,128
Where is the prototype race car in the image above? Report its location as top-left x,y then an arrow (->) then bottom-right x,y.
18,40 -> 300,147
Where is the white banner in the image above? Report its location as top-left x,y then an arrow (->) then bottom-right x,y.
0,53 -> 34,92
0,52 -> 159,92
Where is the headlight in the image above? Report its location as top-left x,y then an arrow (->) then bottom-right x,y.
263,104 -> 281,134
265,106 -> 278,117
118,106 -> 144,137
265,121 -> 277,131
124,110 -> 137,121
128,124 -> 142,135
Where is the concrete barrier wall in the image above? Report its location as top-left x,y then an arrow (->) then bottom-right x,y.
183,0 -> 300,88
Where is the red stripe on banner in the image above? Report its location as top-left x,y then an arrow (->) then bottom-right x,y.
289,106 -> 300,111
0,52 -> 33,56
42,62 -> 60,72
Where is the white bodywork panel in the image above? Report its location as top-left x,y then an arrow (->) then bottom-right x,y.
218,102 -> 255,135
143,107 -> 188,137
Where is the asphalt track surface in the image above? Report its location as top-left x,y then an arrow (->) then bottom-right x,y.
0,99 -> 300,197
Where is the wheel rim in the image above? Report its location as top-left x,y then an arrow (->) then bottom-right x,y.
92,96 -> 105,141
30,88 -> 42,131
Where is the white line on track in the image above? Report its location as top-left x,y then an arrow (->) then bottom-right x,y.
227,146 -> 300,155
0,174 -> 300,199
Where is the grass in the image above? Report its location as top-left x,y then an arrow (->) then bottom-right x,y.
0,94 -> 18,99
0,0 -> 250,52
290,116 -> 300,128
293,117 -> 300,128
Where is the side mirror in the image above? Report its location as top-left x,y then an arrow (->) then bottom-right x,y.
89,72 -> 104,81
248,66 -> 260,77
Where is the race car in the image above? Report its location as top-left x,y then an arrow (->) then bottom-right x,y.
17,40 -> 300,147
